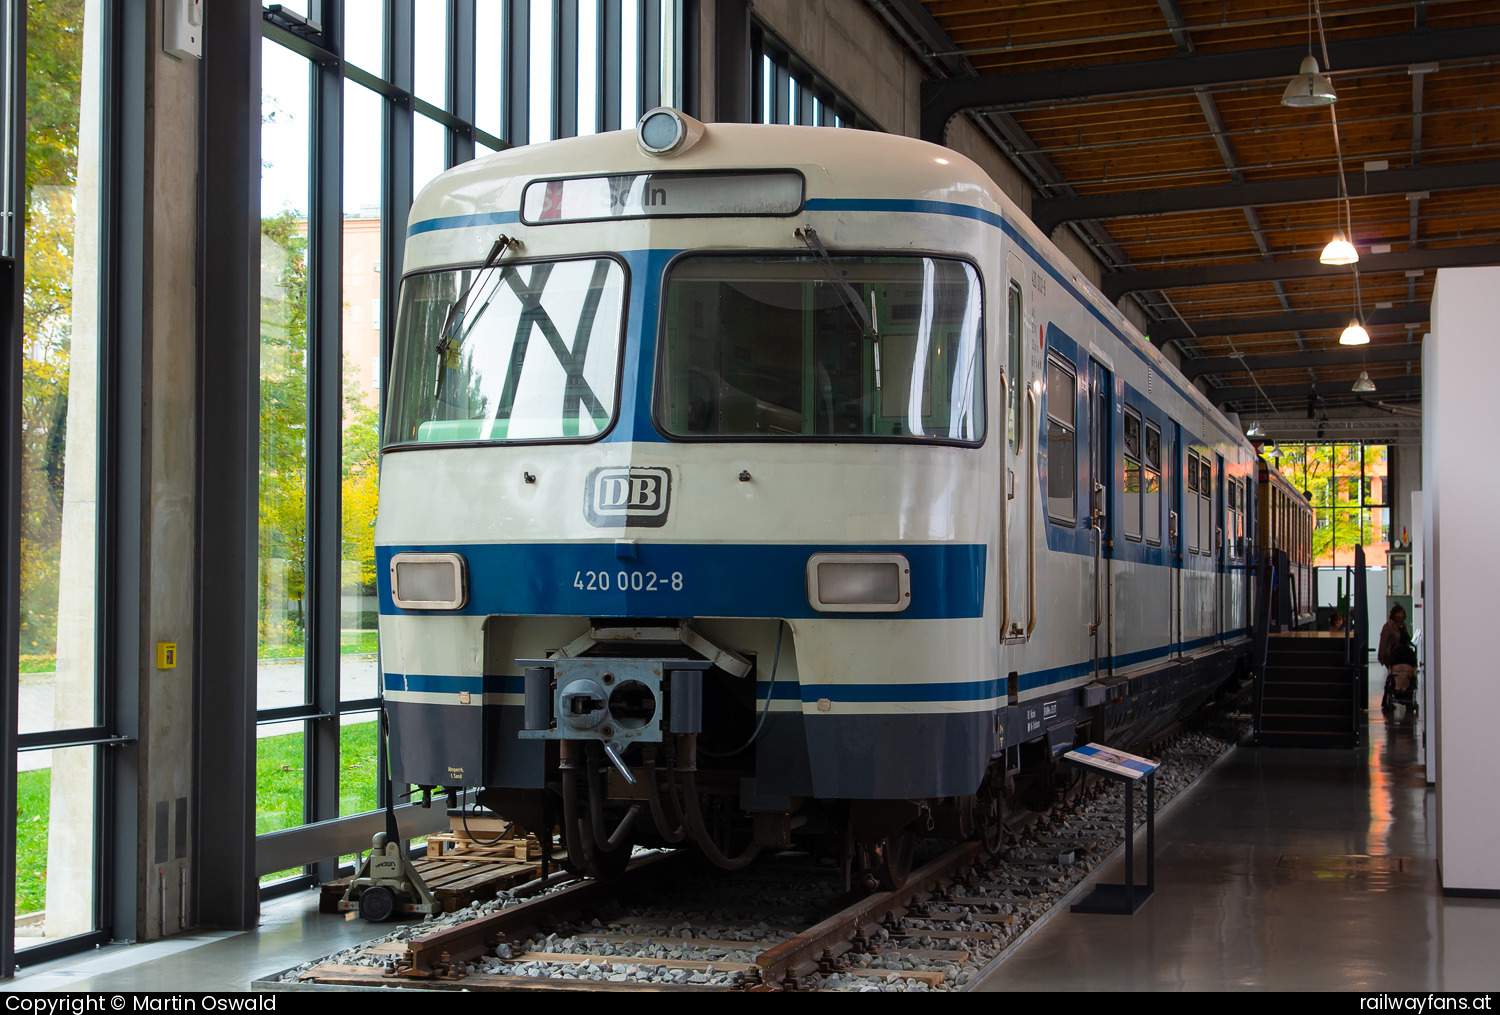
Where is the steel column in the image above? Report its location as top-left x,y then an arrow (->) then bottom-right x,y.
305,3 -> 345,887
555,0 -> 578,138
194,0 -> 262,930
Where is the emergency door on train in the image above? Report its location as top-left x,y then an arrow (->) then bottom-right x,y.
1004,261 -> 1032,640
1217,453 -> 1229,638
1088,358 -> 1113,674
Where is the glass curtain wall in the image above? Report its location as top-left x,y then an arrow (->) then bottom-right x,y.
12,0 -> 108,959
753,26 -> 879,129
1267,443 -> 1390,567
256,0 -> 683,889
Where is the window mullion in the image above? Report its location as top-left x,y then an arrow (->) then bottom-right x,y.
555,0 -> 578,138
451,0 -> 476,164
599,0 -> 621,131
305,36 -> 344,847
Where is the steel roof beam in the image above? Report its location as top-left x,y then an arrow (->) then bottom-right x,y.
1153,304 -> 1430,345
1102,243 -> 1500,300
1183,342 -> 1422,380
1210,375 -> 1422,406
1032,160 -> 1500,234
920,25 -> 1500,144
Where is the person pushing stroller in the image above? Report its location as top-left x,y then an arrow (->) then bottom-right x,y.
1378,604 -> 1417,713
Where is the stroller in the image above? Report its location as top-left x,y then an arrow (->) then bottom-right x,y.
1382,639 -> 1418,714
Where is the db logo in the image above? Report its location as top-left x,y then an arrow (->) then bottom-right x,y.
584,467 -> 672,527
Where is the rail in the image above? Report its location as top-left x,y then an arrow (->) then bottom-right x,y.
387,851 -> 682,979
748,842 -> 982,990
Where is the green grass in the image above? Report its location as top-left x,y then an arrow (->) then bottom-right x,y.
340,630 -> 378,655
17,768 -> 49,915
20,631 -> 381,673
339,720 -> 380,816
257,718 -> 382,884
256,731 -> 306,838
13,724 -> 385,893
258,630 -> 378,662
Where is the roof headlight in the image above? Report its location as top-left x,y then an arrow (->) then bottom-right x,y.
806,553 -> 911,613
637,106 -> 705,157
390,552 -> 468,611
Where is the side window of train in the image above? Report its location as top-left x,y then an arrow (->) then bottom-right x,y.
1144,422 -> 1162,545
1237,479 -> 1247,558
1199,458 -> 1213,555
1186,451 -> 1200,553
1045,355 -> 1077,526
1007,280 -> 1022,454
1228,479 -> 1240,559
1122,407 -> 1142,541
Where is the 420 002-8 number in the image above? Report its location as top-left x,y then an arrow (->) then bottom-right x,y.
573,569 -> 684,593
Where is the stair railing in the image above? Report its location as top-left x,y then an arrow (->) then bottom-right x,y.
1352,544 -> 1369,729
1251,547 -> 1277,743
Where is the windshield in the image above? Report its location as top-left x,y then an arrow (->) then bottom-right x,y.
384,257 -> 627,446
657,254 -> 983,442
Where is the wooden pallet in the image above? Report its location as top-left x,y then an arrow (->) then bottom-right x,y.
320,852 -> 542,915
426,833 -> 539,861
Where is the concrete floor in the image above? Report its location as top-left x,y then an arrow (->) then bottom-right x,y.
976,700 -> 1500,992
9,891 -> 381,992
10,696 -> 1496,993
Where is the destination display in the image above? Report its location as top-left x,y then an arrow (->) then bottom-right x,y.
522,171 -> 804,223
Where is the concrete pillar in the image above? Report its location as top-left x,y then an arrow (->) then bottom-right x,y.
136,5 -> 202,940
45,0 -> 103,942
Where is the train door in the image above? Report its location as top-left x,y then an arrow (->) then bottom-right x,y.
1088,358 -> 1113,676
1170,423 -> 1182,657
1216,453 -> 1227,640
1004,264 -> 1031,639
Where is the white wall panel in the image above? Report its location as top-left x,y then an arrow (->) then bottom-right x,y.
1425,269 -> 1500,894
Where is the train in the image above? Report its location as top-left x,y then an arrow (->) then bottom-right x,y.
1257,456 -> 1317,629
375,108 -> 1266,885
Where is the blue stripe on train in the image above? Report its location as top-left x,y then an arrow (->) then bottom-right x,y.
377,541 -> 986,620
380,634 -> 1243,704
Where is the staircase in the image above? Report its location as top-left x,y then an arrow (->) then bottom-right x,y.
1256,632 -> 1357,748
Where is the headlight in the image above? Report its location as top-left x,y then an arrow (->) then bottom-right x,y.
806,553 -> 911,613
390,552 -> 468,610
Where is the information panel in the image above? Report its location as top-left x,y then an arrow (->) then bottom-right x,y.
522,171 -> 804,223
1064,742 -> 1159,781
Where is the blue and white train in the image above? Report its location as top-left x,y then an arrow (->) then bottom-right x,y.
375,108 -> 1256,882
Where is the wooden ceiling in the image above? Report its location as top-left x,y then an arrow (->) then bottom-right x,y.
881,0 -> 1500,432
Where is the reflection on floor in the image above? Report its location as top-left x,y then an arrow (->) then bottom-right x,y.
976,694 -> 1498,992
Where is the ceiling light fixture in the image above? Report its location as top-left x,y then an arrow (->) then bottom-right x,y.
1339,318 -> 1370,345
1282,53 -> 1337,108
1321,231 -> 1358,265
1246,420 -> 1265,438
1352,370 -> 1376,393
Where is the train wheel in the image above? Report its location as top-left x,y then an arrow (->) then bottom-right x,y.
974,772 -> 1004,856
977,799 -> 1003,856
873,828 -> 916,891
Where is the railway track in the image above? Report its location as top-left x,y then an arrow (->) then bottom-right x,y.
268,716 -> 1246,993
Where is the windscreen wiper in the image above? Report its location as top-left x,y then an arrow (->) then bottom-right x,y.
795,225 -> 883,387
435,234 -> 522,363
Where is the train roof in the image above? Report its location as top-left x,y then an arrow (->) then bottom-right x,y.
409,122 -> 1007,234
1258,454 -> 1314,503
